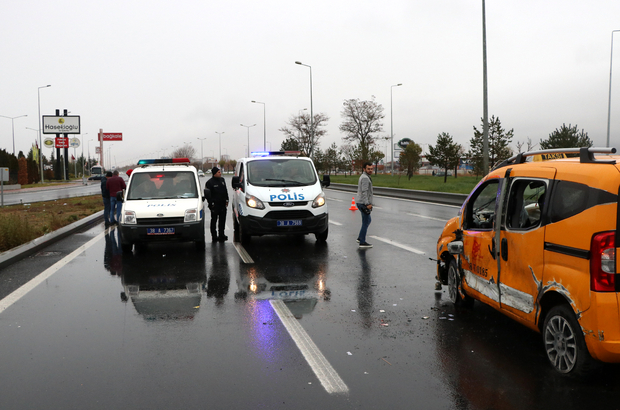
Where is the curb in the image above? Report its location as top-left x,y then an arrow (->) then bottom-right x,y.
327,183 -> 468,207
0,210 -> 104,270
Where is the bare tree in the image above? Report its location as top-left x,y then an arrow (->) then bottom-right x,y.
173,144 -> 196,160
339,96 -> 384,161
515,137 -> 537,153
279,112 -> 329,157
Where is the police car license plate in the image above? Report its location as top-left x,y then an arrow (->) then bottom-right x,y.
277,220 -> 302,227
147,227 -> 175,235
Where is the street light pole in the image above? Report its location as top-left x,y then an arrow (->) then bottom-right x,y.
81,133 -> 88,183
240,123 -> 256,157
251,101 -> 266,150
607,29 -> 620,147
215,131 -> 225,164
481,0 -> 489,174
295,61 -> 314,157
0,114 -> 27,155
390,83 -> 402,175
197,137 -> 206,171
38,85 -> 51,183
87,139 -> 93,176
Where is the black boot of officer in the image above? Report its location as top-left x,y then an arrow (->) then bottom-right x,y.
205,167 -> 229,242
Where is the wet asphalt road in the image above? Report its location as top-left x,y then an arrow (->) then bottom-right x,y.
2,182 -> 620,409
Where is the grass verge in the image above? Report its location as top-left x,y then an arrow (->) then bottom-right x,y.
0,195 -> 103,253
328,174 -> 482,194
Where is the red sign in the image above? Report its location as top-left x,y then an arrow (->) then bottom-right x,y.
102,133 -> 123,141
55,137 -> 69,148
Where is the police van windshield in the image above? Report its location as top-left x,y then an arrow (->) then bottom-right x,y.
247,159 -> 317,187
127,171 -> 198,200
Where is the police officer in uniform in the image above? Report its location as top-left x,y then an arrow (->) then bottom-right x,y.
205,167 -> 229,242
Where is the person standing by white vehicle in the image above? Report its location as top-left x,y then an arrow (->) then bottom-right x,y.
356,162 -> 374,248
205,167 -> 229,242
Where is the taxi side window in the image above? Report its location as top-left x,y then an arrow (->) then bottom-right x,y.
549,181 -> 589,223
464,180 -> 499,230
506,179 -> 546,230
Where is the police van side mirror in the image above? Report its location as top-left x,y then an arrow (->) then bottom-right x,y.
321,175 -> 331,187
232,176 -> 241,189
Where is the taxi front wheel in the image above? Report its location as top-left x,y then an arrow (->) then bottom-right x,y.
543,305 -> 593,375
447,259 -> 474,308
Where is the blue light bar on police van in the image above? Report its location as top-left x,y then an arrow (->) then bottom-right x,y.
137,158 -> 190,165
250,151 -> 301,157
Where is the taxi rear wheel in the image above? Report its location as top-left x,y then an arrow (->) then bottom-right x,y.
543,305 -> 593,375
447,259 -> 473,307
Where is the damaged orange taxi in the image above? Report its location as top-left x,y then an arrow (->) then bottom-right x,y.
436,147 -> 620,375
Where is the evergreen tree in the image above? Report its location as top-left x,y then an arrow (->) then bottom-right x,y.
324,143 -> 340,175
469,115 -> 513,176
399,142 -> 422,180
540,124 -> 593,149
280,137 -> 300,152
426,133 -> 462,183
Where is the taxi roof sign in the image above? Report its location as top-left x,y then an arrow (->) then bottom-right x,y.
532,153 -> 567,162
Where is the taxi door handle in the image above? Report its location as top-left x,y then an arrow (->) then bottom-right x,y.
488,243 -> 496,260
501,238 -> 508,261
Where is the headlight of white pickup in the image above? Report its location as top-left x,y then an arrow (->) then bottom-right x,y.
185,208 -> 198,222
124,210 -> 137,225
246,195 -> 265,209
312,192 -> 326,208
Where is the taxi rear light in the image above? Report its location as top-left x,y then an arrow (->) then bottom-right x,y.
590,231 -> 616,292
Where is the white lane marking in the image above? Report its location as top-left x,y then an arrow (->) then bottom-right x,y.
369,235 -> 425,255
407,213 -> 449,222
233,242 -> 254,264
329,220 -> 342,226
270,300 -> 349,394
327,197 -> 344,202
0,229 -> 108,315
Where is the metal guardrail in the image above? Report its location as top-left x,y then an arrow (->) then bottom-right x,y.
327,183 -> 468,207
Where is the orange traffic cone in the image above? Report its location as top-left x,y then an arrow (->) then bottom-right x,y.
349,197 -> 358,211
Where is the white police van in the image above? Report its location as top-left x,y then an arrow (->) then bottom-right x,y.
231,151 -> 330,243
117,158 -> 206,252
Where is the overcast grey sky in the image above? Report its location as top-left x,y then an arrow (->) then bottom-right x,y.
2,0 -> 620,167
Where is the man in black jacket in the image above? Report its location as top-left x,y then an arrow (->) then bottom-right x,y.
101,171 -> 113,227
205,167 -> 229,242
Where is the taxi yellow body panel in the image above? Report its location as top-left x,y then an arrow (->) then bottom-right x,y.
436,150 -> 620,372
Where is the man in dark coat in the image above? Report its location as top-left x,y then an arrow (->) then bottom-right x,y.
205,167 -> 229,242
106,170 -> 126,225
101,171 -> 113,227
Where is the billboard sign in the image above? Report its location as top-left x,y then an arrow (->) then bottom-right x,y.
42,116 -> 80,134
69,137 -> 80,148
44,138 -> 55,148
397,138 -> 414,149
55,137 -> 69,148
102,133 -> 122,141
